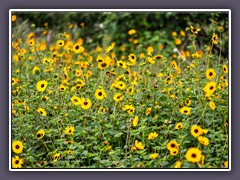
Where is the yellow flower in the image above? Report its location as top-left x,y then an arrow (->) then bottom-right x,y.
33,66 -> 40,75
12,15 -> 17,22
206,68 -> 216,80
95,89 -> 107,100
105,43 -> 114,53
185,147 -> 202,163
179,106 -> 191,115
167,140 -> 179,151
170,148 -> 179,156
71,96 -> 82,105
81,98 -> 92,110
175,122 -> 183,130
224,161 -> 228,168
12,156 -> 23,168
36,80 -> 48,92
198,136 -> 210,146
175,38 -> 182,45
64,126 -> 75,135
113,93 -> 123,102
148,132 -> 158,140
190,25 -> 201,34
132,116 -> 139,127
135,140 -> 144,150
150,153 -> 158,160
222,65 -> 228,74
209,101 -> 216,110
146,107 -> 152,116
12,141 -> 23,154
53,153 -> 60,162
212,33 -> 218,44
128,29 -> 136,35
36,129 -> 45,140
37,108 -> 47,116
191,125 -> 208,137
174,161 -> 182,168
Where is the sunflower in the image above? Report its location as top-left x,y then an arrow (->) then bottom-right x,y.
175,38 -> 182,45
212,33 -> 218,44
123,104 -> 135,114
114,81 -> 126,90
179,106 -> 191,115
98,61 -> 109,70
36,129 -> 45,140
12,141 -> 23,154
190,25 -> 201,34
209,101 -> 216,110
105,43 -> 114,53
150,153 -> 158,160
64,126 -> 75,135
12,15 -> 17,22
224,161 -> 228,168
185,147 -> 202,163
146,107 -> 152,116
167,140 -> 179,151
71,96 -> 82,105
81,98 -> 92,110
128,53 -> 137,62
53,153 -> 60,162
36,80 -> 48,92
222,65 -> 228,74
185,98 -> 191,106
206,68 -> 216,79
113,93 -> 123,102
198,136 -> 210,146
147,132 -> 158,140
117,60 -> 127,69
56,40 -> 65,47
73,43 -> 84,53
12,156 -> 23,168
175,122 -> 183,130
170,61 -> 178,70
27,38 -> 35,46
170,148 -> 179,156
174,161 -> 182,168
203,82 -> 217,96
133,116 -> 139,127
191,125 -> 208,137
37,108 -> 47,116
33,66 -> 40,75
95,89 -> 107,100
58,85 -> 67,92
135,140 -> 144,150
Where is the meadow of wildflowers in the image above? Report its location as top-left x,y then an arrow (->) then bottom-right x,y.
11,11 -> 229,169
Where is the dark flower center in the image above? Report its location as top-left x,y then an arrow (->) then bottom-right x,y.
209,72 -> 213,76
191,153 -> 197,158
61,88 -> 64,90
37,133 -> 41,138
101,63 -> 107,68
42,97 -> 46,101
69,130 -> 72,133
171,144 -> 175,148
41,84 -> 45,88
40,111 -> 43,114
74,99 -> 78,102
184,110 -> 188,113
98,92 -> 103,96
84,102 -> 88,105
131,56 -> 135,59
194,129 -> 198,133
16,145 -> 20,149
210,86 -> 213,90
15,160 -> 19,164
75,45 -> 79,50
